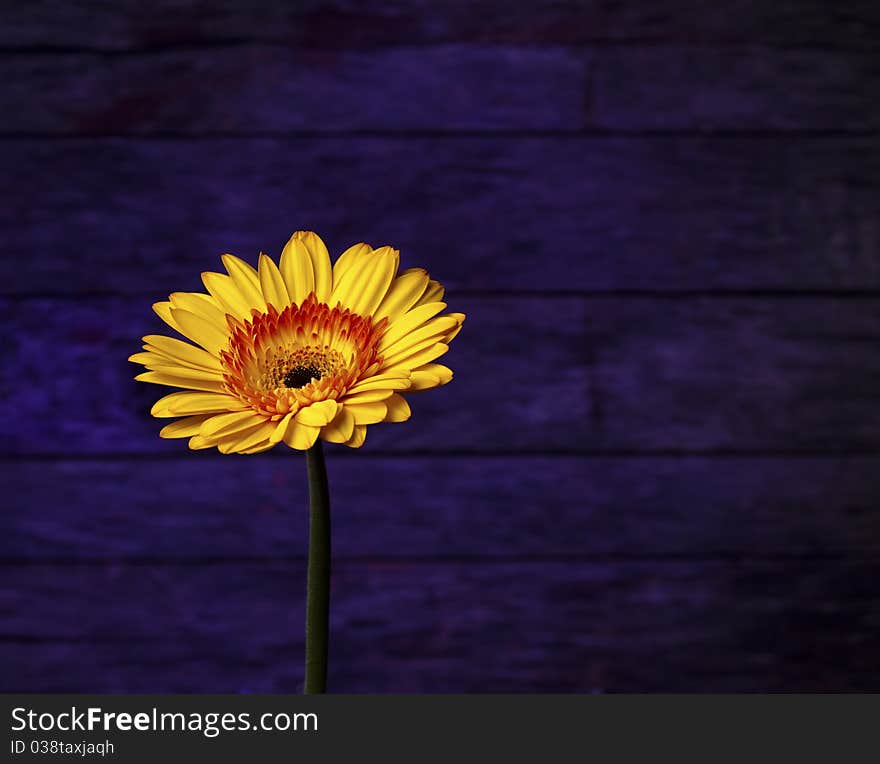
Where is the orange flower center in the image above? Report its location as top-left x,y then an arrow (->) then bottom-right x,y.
219,294 -> 387,420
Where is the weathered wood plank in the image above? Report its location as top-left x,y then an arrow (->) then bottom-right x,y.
591,46 -> 880,131
3,137 -> 879,293
4,295 -> 880,455
4,1 -> 878,49
3,456 -> 879,560
3,45 -> 877,133
2,560 -> 878,692
0,47 -> 587,134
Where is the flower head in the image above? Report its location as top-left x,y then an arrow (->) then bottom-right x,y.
130,232 -> 464,452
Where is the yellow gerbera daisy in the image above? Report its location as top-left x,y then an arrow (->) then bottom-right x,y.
130,231 -> 464,453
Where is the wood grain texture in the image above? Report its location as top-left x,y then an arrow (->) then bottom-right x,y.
3,456 -> 880,561
2,560 -> 878,692
4,295 -> 880,455
4,137 -> 879,294
0,47 -> 587,134
4,1 -> 879,49
3,45 -> 877,134
4,0 -> 879,695
591,46 -> 880,131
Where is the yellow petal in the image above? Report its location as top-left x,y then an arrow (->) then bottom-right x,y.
330,245 -> 395,315
333,246 -> 399,316
128,351 -> 163,368
378,301 -> 447,351
279,235 -> 315,305
414,279 -> 445,307
222,253 -> 266,312
218,421 -> 274,454
374,268 -> 430,322
151,391 -> 246,418
331,242 -> 371,293
442,313 -> 465,343
383,393 -> 411,422
159,414 -> 214,439
380,315 -> 460,357
382,332 -> 452,369
321,406 -> 355,443
241,442 -> 275,454
283,420 -> 320,450
258,252 -> 291,310
269,411 -> 295,444
200,410 -> 264,438
346,372 -> 412,394
136,363 -> 222,382
170,308 -> 229,355
343,388 -> 396,405
295,399 -> 339,427
408,370 -> 440,391
142,335 -> 223,372
135,370 -> 226,393
169,291 -> 226,327
343,425 -> 367,448
382,342 -> 449,372
294,231 -> 332,302
417,363 -> 453,383
201,271 -> 253,320
409,363 -> 453,391
444,324 -> 463,343
188,435 -> 215,450
152,301 -> 184,335
346,401 -> 387,424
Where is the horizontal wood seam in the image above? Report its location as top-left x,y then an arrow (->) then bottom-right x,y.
4,448 -> 880,461
1,40 -> 876,56
0,129 -> 877,140
1,552 -> 876,566
6,289 -> 880,301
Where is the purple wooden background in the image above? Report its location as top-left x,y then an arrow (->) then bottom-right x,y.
2,0 -> 880,692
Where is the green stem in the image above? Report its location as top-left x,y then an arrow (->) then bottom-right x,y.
304,440 -> 331,694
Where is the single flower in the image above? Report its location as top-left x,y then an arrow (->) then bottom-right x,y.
130,231 -> 464,453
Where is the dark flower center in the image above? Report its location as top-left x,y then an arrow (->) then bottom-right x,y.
283,364 -> 323,389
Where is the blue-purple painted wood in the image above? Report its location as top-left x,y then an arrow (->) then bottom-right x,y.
2,560 -> 878,692
1,0 -> 879,693
4,456 -> 880,561
3,46 -> 877,133
4,1 -> 879,49
3,296 -> 880,454
4,138 -> 878,294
